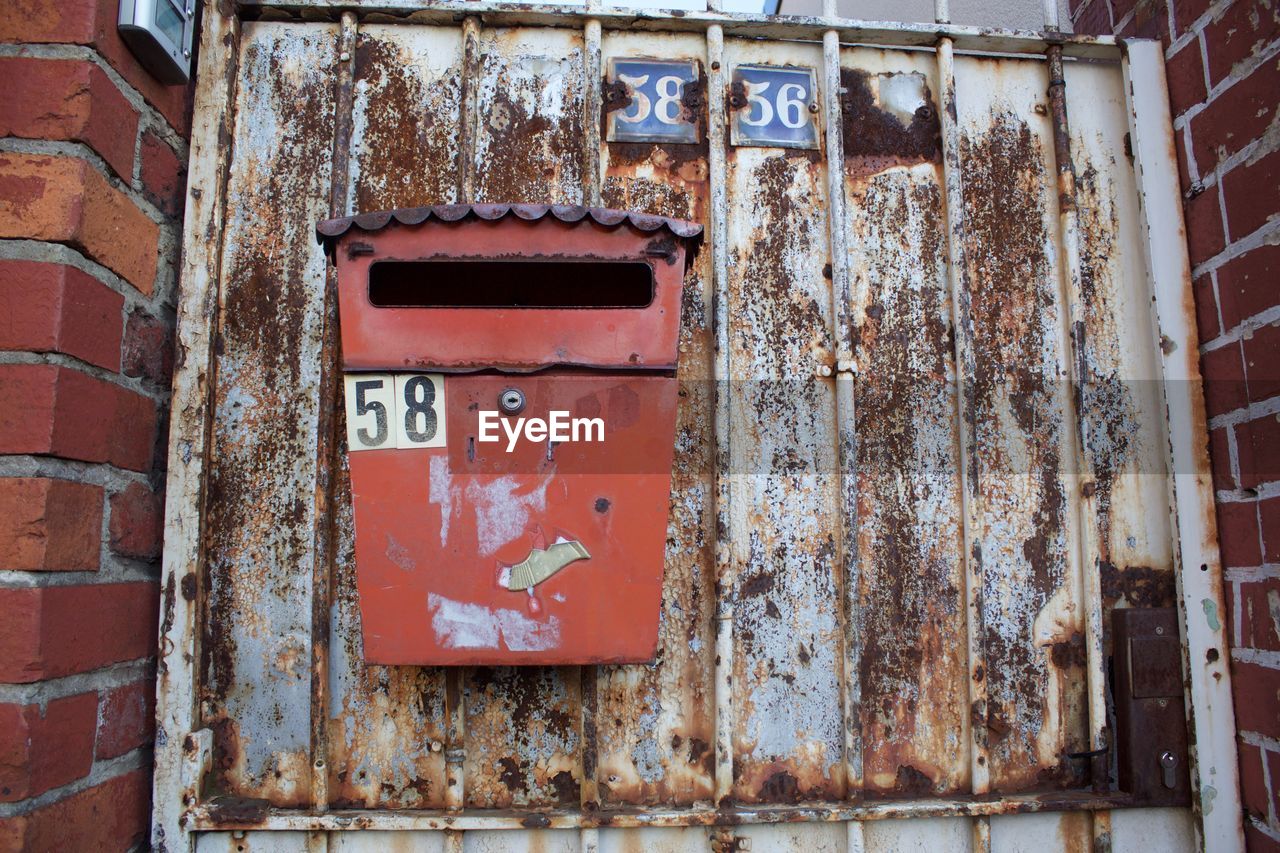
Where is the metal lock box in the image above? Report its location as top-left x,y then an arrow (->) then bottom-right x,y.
317,204 -> 700,665
1113,607 -> 1192,806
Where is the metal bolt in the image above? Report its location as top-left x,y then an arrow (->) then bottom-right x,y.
816,364 -> 832,378
808,102 -> 819,113
430,739 -> 444,752
499,387 -> 525,415
339,50 -> 351,62
1155,626 -> 1164,635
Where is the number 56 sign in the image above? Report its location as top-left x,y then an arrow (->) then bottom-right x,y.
729,64 -> 819,150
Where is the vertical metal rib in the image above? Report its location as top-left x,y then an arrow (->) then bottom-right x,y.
935,36 -> 991,795
150,5 -> 239,850
819,8 -> 862,798
1042,0 -> 1062,31
444,670 -> 466,810
459,15 -> 483,201
972,815 -> 992,853
309,10 -> 358,816
1045,43 -> 1110,795
444,15 -> 481,815
847,819 -> 866,853
579,14 -> 604,814
706,20 -> 735,806
1123,42 -> 1242,849
583,18 -> 603,206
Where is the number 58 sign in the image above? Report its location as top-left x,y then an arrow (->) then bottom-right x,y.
343,373 -> 447,451
606,59 -> 700,145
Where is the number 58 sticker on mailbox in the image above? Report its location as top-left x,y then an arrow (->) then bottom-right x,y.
344,373 -> 446,450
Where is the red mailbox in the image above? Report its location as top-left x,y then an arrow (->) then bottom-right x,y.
317,204 -> 700,665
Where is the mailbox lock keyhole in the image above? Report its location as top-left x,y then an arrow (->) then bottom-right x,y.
1159,750 -> 1178,789
499,387 -> 526,416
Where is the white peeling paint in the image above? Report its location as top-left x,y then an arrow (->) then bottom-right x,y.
464,475 -> 550,556
429,593 -> 561,651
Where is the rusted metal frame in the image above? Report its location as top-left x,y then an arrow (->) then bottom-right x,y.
934,35 -> 991,796
150,6 -> 241,851
1044,43 -> 1110,799
458,15 -> 482,201
819,2 -> 862,799
705,20 -> 734,806
238,2 -> 1122,59
186,790 -> 1138,831
305,13 -> 358,822
1121,40 -> 1243,852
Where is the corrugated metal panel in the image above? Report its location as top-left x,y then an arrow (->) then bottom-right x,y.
155,3 -> 1238,850
200,21 -> 338,807
595,29 -> 718,808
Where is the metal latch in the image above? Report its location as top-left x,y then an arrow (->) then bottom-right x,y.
1112,608 -> 1191,805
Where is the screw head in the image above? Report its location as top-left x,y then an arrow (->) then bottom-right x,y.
499,387 -> 526,415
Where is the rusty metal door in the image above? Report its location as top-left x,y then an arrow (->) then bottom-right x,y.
152,2 -> 1241,851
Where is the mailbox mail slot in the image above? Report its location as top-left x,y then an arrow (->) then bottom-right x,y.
317,204 -> 701,665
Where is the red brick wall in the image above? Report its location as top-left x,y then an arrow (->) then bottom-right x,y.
1068,0 -> 1280,848
0,0 -> 188,848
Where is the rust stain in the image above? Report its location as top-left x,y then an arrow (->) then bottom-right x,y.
728,145 -> 841,804
348,27 -> 462,211
464,666 -> 582,808
472,28 -> 584,205
961,108 -> 1085,793
848,157 -> 967,796
840,67 -> 941,180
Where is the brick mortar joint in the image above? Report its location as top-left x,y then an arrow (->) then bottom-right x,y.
0,351 -> 172,403
0,137 -> 178,231
0,746 -> 151,819
0,43 -> 190,157
1168,37 -> 1280,134
1192,218 -> 1280,286
0,455 -> 158,491
0,658 -> 155,709
0,239 -> 182,316
0,557 -> 163,588
1164,0 -> 1242,56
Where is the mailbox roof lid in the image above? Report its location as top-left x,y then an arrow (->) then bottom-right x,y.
316,203 -> 703,254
